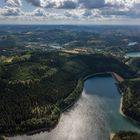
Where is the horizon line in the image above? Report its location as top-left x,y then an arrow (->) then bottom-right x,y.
0,23 -> 140,26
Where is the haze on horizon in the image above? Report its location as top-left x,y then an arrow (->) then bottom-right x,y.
0,0 -> 140,25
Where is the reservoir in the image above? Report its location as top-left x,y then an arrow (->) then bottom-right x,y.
125,52 -> 140,58
9,75 -> 140,140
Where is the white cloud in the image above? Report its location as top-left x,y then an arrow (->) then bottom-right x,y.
24,0 -> 140,9
30,8 -> 46,16
25,0 -> 77,8
0,6 -> 23,16
5,0 -> 22,7
24,0 -> 106,9
64,9 -> 101,19
0,0 -> 140,24
105,0 -> 135,8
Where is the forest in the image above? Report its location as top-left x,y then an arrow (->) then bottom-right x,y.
112,131 -> 140,140
120,78 -> 140,122
0,51 -> 135,135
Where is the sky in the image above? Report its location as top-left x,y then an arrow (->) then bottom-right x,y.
0,0 -> 140,25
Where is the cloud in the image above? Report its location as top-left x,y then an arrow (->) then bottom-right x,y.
78,0 -> 105,9
25,0 -> 77,8
24,0 -> 140,10
5,0 -> 22,7
59,0 -> 77,9
0,0 -> 140,25
25,0 -> 47,7
105,0 -> 135,8
31,8 -> 46,16
24,0 -> 105,9
82,9 -> 92,17
64,9 -> 101,20
101,0 -> 140,18
0,6 -> 23,16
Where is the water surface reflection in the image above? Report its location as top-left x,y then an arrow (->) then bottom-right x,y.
9,76 -> 140,140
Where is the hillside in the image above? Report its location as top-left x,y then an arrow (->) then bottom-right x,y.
120,78 -> 140,122
0,51 -> 135,135
111,131 -> 140,140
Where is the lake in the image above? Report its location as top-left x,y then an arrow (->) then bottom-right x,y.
9,76 -> 140,140
125,52 -> 140,58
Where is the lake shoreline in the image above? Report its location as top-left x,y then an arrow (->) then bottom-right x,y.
8,72 -> 139,139
119,96 -> 140,126
8,72 -> 113,138
110,74 -> 140,140
7,80 -> 83,137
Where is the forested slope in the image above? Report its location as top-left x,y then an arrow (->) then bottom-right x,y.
112,131 -> 140,140
120,78 -> 140,122
0,51 -> 135,135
